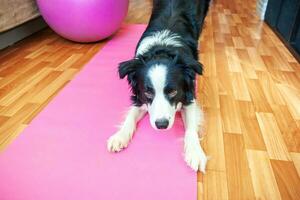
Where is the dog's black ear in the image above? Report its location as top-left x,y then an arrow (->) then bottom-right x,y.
181,56 -> 203,75
173,51 -> 203,75
176,54 -> 203,103
189,60 -> 203,75
118,59 -> 141,79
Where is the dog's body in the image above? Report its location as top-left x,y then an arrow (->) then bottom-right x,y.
107,0 -> 210,172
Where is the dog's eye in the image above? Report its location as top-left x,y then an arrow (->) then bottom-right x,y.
144,91 -> 154,99
168,90 -> 177,98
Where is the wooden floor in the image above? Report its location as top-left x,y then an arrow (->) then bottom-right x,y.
0,0 -> 300,199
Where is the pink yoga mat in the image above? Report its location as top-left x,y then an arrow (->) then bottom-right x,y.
0,25 -> 196,200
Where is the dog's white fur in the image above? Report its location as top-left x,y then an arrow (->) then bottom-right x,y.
147,64 -> 177,130
181,101 -> 207,172
136,30 -> 182,55
107,106 -> 147,152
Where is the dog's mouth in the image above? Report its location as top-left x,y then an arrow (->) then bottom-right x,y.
155,118 -> 170,129
149,115 -> 176,130
147,102 -> 182,131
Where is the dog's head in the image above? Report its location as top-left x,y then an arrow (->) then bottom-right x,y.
119,49 -> 202,130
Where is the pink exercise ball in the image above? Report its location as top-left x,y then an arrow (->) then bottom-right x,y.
37,0 -> 129,42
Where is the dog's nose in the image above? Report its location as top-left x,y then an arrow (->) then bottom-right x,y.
155,118 -> 169,129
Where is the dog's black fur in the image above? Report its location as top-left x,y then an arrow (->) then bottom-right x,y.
119,0 -> 210,108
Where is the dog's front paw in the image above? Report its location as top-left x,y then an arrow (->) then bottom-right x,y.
184,140 -> 207,173
107,132 -> 130,152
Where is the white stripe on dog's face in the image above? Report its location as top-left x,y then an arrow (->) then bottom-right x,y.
147,64 -> 177,130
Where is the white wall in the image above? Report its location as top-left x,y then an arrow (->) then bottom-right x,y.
256,0 -> 269,20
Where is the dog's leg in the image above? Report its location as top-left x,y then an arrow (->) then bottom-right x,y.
181,100 -> 207,172
107,106 -> 147,152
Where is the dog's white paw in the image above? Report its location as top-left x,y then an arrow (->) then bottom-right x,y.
107,132 -> 130,152
184,140 -> 207,173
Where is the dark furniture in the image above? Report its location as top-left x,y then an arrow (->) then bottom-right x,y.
265,0 -> 300,61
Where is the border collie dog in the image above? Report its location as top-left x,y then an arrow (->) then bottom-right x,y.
107,0 -> 210,172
